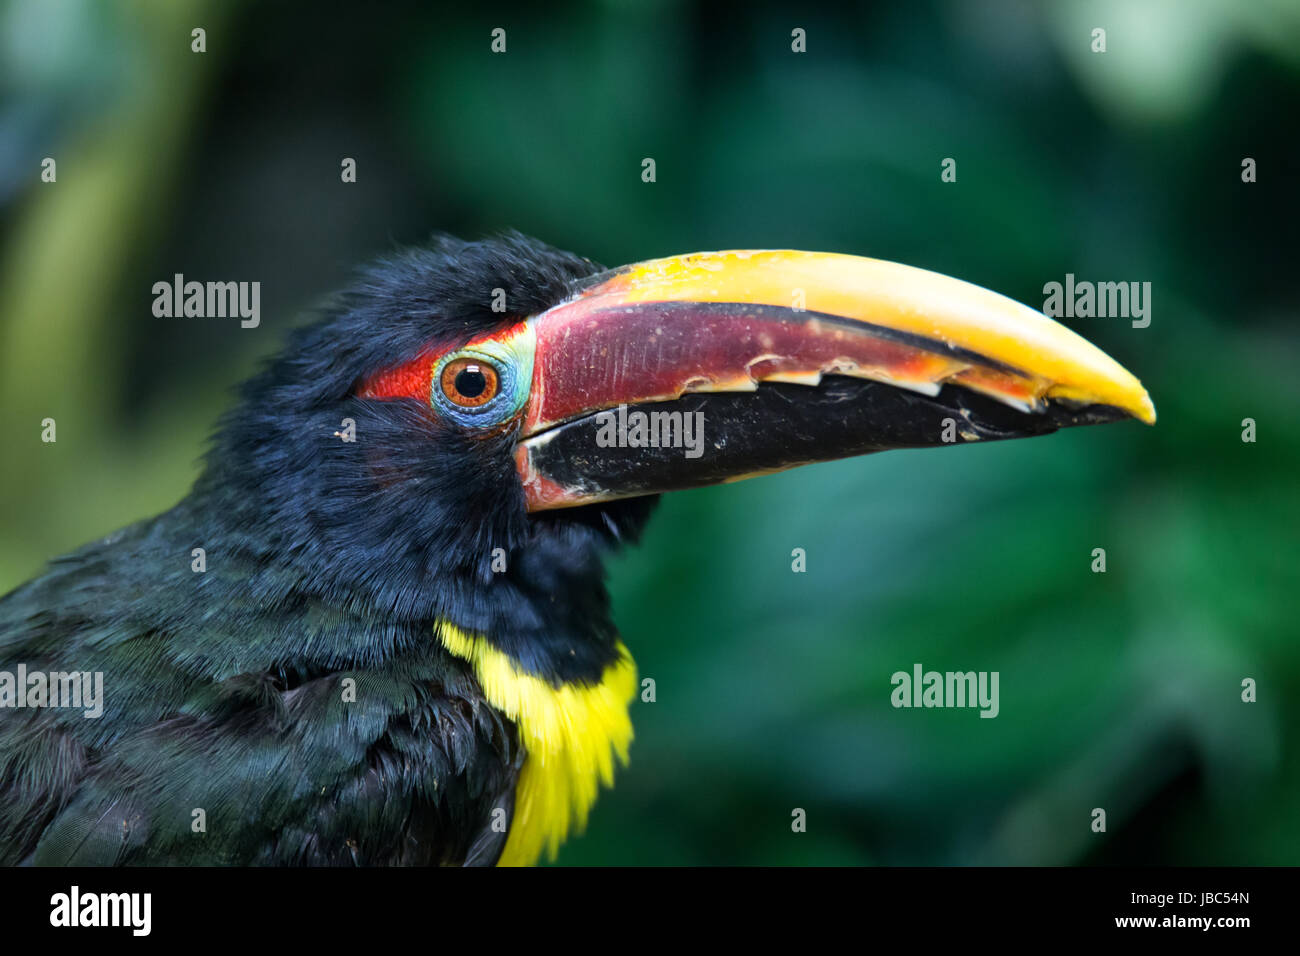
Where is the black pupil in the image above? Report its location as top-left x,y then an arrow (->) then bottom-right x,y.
454,366 -> 488,399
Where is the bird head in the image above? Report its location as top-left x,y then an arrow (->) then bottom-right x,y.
196,232 -> 1153,682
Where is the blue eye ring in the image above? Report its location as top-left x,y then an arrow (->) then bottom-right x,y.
431,348 -> 521,426
428,324 -> 536,427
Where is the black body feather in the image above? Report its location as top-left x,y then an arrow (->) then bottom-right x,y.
0,234 -> 656,865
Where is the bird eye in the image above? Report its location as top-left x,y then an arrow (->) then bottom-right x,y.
440,358 -> 500,408
423,328 -> 535,427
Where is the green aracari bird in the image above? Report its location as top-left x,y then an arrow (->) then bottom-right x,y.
0,233 -> 1154,866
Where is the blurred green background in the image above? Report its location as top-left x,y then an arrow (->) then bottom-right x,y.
1,0 -> 1297,865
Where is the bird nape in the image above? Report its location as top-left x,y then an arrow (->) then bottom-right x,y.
0,233 -> 1154,866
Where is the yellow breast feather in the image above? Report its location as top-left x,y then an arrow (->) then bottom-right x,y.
437,622 -> 637,866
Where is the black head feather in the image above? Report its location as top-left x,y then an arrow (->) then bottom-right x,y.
187,232 -> 658,683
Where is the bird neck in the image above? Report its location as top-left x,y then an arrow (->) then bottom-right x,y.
186,457 -> 638,684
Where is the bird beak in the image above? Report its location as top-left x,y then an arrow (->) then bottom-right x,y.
517,250 -> 1155,511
